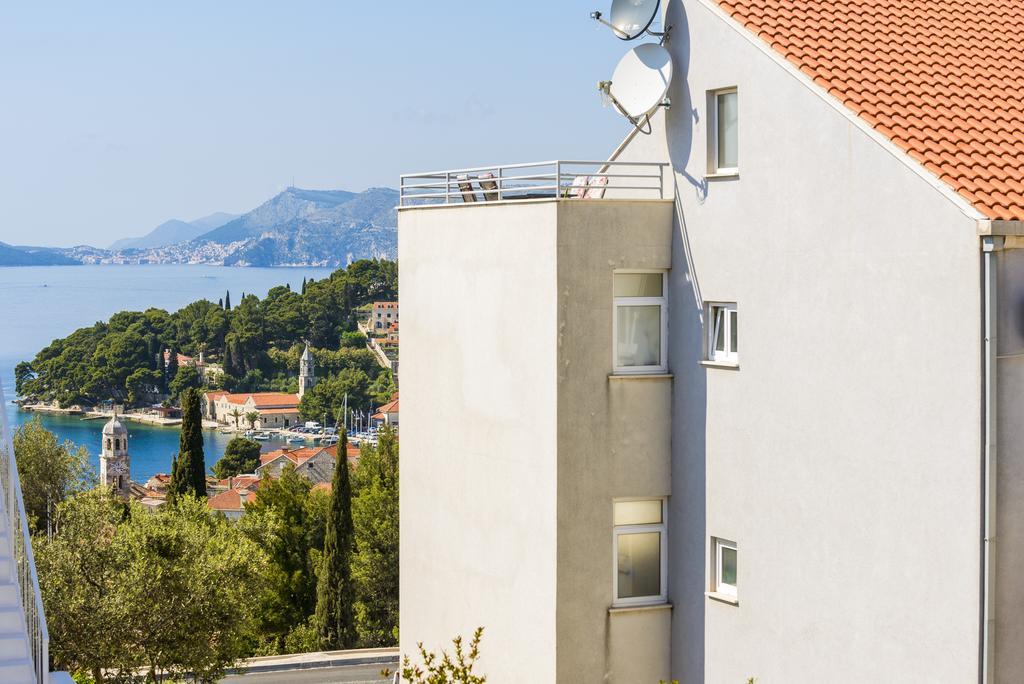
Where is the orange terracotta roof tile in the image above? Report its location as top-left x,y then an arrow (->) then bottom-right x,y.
207,489 -> 252,511
716,0 -> 1024,220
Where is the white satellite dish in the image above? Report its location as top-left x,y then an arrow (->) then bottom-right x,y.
591,0 -> 667,41
605,43 -> 673,125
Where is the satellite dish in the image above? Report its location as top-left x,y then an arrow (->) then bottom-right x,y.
609,0 -> 660,40
607,43 -> 673,120
591,0 -> 666,41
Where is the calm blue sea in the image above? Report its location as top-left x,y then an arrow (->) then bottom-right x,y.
0,264 -> 335,482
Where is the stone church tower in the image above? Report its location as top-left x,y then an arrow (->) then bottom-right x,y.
299,342 -> 316,397
100,409 -> 131,496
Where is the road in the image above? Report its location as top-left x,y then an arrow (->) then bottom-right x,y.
221,663 -> 394,683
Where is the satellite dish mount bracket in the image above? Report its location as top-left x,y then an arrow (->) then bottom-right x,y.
598,80 -> 671,135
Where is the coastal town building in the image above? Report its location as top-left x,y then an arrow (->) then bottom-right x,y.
399,1 -> 1024,681
255,445 -> 338,484
371,301 -> 399,331
163,349 -> 223,384
206,488 -> 253,521
99,410 -> 131,497
204,345 -> 315,428
204,391 -> 302,429
371,394 -> 399,426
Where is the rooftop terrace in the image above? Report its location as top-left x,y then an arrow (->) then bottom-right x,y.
399,159 -> 669,207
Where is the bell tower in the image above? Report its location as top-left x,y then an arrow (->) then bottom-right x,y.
100,408 -> 131,497
299,342 -> 316,397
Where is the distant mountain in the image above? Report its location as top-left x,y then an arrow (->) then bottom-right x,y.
109,212 -> 239,250
0,242 -> 79,266
62,187 -> 397,267
203,187 -> 397,267
188,212 -> 240,232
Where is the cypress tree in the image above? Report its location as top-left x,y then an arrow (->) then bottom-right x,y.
165,349 -> 178,392
167,387 -> 206,502
315,431 -> 356,649
224,291 -> 231,310
223,343 -> 234,378
301,277 -> 307,295
218,297 -> 223,308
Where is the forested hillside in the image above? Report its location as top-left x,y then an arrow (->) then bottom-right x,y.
17,259 -> 397,413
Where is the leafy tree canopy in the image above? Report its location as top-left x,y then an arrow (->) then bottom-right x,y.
37,491 -> 270,683
212,438 -> 263,479
12,417 -> 94,534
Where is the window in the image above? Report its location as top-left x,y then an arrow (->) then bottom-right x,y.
613,499 -> 667,606
613,272 -> 667,373
713,538 -> 738,598
706,302 -> 738,364
710,88 -> 738,174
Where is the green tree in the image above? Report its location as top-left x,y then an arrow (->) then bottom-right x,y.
125,367 -> 163,407
37,491 -> 269,683
315,432 -> 356,649
246,411 -> 261,430
299,368 -> 371,421
351,425 -> 399,646
168,388 -> 206,502
212,438 -> 262,479
340,331 -> 367,349
11,418 -> 93,534
229,407 -> 243,430
400,628 -> 486,684
14,361 -> 34,396
240,466 -> 326,649
368,370 -> 397,406
168,364 -> 201,404
165,348 -> 179,392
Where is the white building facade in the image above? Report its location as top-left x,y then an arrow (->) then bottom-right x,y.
400,1 -> 1024,682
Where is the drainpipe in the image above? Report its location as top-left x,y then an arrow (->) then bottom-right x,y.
981,234 -> 1002,683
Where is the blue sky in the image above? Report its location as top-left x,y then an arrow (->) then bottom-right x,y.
0,1 -> 643,247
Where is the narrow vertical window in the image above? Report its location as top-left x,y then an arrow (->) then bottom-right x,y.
706,302 -> 738,364
613,272 -> 667,373
713,538 -> 738,598
614,499 -> 667,606
711,88 -> 738,174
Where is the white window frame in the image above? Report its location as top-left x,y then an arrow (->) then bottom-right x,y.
706,302 -> 738,364
612,270 -> 668,375
612,497 -> 668,607
710,87 -> 738,175
713,537 -> 738,598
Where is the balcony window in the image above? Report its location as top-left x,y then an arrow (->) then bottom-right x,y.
613,272 -> 667,374
614,499 -> 667,606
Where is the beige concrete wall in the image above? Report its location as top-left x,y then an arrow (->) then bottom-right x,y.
554,200 -> 674,683
399,201 -> 560,682
995,247 -> 1024,680
608,606 -> 674,683
655,1 -> 985,681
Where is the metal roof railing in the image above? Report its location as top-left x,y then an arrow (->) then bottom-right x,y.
399,160 -> 668,207
0,385 -> 49,683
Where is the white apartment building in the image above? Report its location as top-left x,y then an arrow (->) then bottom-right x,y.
400,1 -> 1024,682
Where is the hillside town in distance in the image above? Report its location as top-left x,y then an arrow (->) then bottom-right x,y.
21,301 -> 400,520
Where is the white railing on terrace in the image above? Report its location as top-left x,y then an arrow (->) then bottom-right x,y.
399,160 -> 668,207
0,385 -> 49,684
